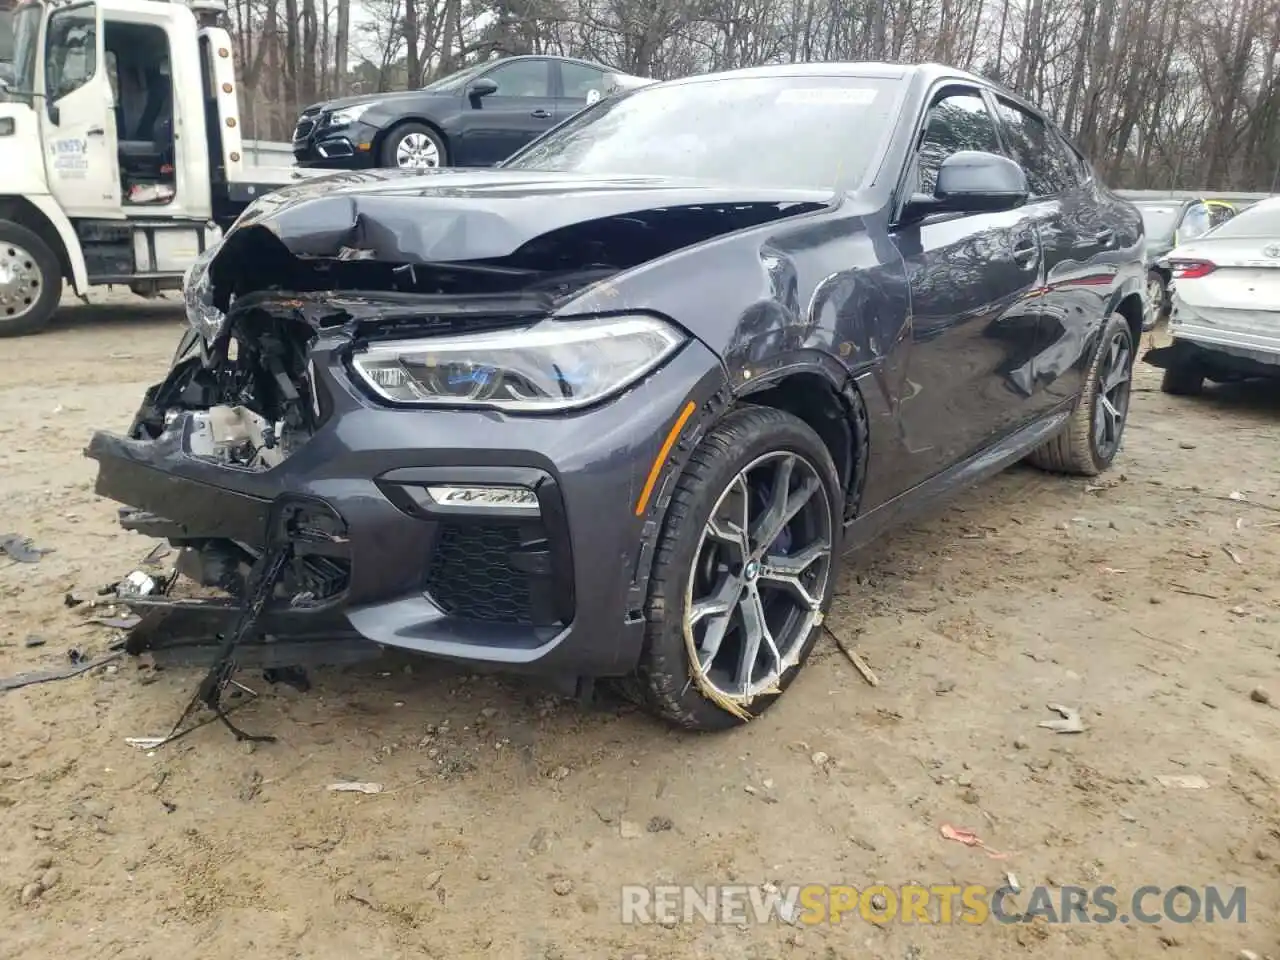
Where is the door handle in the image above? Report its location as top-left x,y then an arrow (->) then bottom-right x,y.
1093,228 -> 1116,246
530,109 -> 552,119
86,126 -> 104,136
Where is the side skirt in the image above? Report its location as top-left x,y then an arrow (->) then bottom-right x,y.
842,405 -> 1072,552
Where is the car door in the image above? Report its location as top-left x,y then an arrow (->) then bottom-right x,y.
884,85 -> 1046,493
454,59 -> 557,166
40,1 -> 123,218
989,96 -> 1120,415
555,60 -> 609,120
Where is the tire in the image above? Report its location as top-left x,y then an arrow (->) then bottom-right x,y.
635,406 -> 843,731
1143,269 -> 1167,331
1160,348 -> 1205,396
378,122 -> 449,170
1027,312 -> 1135,476
0,222 -> 61,338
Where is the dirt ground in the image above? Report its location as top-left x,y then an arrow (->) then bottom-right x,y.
2,291 -> 1279,960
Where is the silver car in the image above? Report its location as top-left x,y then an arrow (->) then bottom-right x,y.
1145,196 -> 1280,395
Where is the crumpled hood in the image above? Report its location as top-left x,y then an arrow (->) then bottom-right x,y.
226,168 -> 831,262
183,168 -> 832,342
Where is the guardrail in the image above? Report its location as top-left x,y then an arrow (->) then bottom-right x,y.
1114,189 -> 1275,208
241,139 -> 296,166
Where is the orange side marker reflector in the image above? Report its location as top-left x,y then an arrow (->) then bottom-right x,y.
634,401 -> 696,517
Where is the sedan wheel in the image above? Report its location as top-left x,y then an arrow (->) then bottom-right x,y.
1144,272 -> 1166,330
379,123 -> 449,170
634,406 -> 843,731
396,132 -> 441,169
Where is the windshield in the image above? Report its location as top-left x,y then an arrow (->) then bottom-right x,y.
1136,204 -> 1180,240
503,75 -> 901,191
6,2 -> 41,95
420,61 -> 489,93
1201,200 -> 1280,240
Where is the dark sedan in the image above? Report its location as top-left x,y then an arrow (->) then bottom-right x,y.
292,55 -> 651,170
88,63 -> 1146,733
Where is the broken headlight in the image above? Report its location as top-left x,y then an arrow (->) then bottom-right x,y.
351,315 -> 684,411
182,243 -> 226,343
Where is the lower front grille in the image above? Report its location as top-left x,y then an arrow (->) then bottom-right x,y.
424,516 -> 574,628
426,523 -> 535,625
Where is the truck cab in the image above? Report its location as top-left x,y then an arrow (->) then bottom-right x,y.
0,0 -> 311,335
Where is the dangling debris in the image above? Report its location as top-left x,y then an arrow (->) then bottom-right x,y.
151,542 -> 294,746
1,534 -> 52,564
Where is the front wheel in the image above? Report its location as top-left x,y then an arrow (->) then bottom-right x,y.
1027,312 -> 1135,476
0,222 -> 61,338
379,123 -> 449,170
635,406 -> 843,731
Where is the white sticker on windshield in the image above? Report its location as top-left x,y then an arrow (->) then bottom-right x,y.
776,87 -> 878,106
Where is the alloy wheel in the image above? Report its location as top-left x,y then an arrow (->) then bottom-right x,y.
1145,277 -> 1163,327
1093,329 -> 1132,459
396,132 -> 441,169
684,451 -> 833,706
0,243 -> 42,320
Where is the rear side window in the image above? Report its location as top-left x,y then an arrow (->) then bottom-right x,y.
1179,203 -> 1211,241
993,98 -> 1078,197
914,90 -> 1002,196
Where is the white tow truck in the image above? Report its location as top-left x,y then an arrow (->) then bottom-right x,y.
0,0 -> 313,336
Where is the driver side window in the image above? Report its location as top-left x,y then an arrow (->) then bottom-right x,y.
45,5 -> 98,101
914,90 -> 1001,196
482,60 -> 550,98
1180,203 -> 1210,240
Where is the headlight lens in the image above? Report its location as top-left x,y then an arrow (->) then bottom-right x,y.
351,315 -> 684,411
328,103 -> 373,127
182,243 -> 226,343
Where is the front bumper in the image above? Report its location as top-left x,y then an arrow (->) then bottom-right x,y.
292,120 -> 381,169
86,333 -> 727,677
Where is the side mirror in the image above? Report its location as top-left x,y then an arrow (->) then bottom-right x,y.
903,150 -> 1029,221
468,77 -> 499,100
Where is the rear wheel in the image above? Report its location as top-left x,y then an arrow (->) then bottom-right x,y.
0,222 -> 61,338
635,406 -> 843,731
1160,347 -> 1205,396
1027,312 -> 1134,476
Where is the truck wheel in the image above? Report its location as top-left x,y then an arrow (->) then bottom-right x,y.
379,123 -> 449,170
0,223 -> 61,338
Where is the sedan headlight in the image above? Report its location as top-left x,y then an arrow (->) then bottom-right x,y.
351,315 -> 685,411
328,103 -> 375,127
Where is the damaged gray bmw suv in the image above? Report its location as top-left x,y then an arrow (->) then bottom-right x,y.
87,63 -> 1146,731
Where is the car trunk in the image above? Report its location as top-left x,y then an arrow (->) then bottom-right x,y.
1172,238 -> 1280,341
